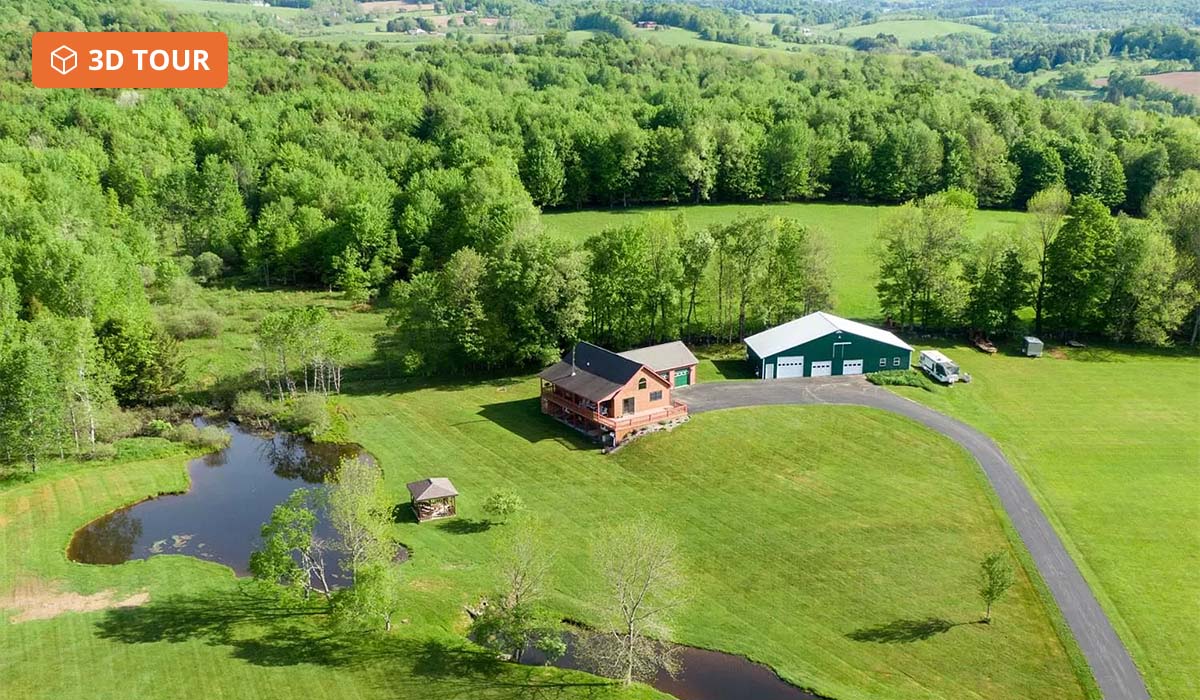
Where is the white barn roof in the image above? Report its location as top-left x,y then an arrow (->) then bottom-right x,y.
744,312 -> 912,358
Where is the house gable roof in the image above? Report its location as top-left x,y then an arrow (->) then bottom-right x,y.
539,342 -> 671,401
407,477 -> 458,502
744,311 -> 913,358
618,341 -> 699,372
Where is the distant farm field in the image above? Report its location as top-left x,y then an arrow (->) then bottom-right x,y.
894,342 -> 1200,700
541,202 -> 1031,320
161,0 -> 308,17
1095,70 -> 1200,97
830,19 -> 992,44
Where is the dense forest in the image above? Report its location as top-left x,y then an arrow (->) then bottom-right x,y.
0,0 -> 1198,467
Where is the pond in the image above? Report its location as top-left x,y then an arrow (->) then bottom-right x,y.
521,632 -> 824,700
67,420 -> 377,579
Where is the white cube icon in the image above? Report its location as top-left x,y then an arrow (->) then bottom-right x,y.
50,45 -> 77,76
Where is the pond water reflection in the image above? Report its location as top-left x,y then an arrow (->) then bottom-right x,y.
521,632 -> 824,700
67,421 -> 368,577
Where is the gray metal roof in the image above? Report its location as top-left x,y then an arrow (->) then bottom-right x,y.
618,341 -> 698,372
744,311 -> 912,358
537,341 -> 652,402
407,477 -> 458,502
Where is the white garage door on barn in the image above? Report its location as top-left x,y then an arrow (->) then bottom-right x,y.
842,359 -> 863,375
810,361 -> 832,377
776,356 -> 805,378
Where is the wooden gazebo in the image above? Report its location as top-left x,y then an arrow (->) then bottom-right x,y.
406,477 -> 458,523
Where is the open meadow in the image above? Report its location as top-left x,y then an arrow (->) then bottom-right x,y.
891,341 -> 1200,700
542,203 -> 1031,320
826,19 -> 992,45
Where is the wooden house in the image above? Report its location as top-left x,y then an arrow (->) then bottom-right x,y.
538,341 -> 689,447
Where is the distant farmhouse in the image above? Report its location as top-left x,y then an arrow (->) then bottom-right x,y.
746,311 -> 911,379
538,341 -> 694,447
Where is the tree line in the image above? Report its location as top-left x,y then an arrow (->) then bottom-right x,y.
1,0 -> 1198,460
876,182 -> 1199,345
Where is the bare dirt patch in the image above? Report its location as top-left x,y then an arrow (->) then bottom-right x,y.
5,579 -> 149,623
1093,71 -> 1200,96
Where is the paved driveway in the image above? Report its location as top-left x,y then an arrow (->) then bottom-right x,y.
676,377 -> 1150,700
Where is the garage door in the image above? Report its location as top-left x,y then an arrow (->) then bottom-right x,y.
842,359 -> 863,375
776,356 -> 805,379
810,361 -> 832,377
673,369 -> 690,387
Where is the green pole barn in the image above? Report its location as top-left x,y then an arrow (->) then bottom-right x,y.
745,312 -> 912,379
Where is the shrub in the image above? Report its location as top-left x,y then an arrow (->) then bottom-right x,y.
194,251 -> 225,283
84,443 -> 118,461
232,391 -> 273,421
146,419 -> 173,438
163,310 -> 223,339
196,425 -> 232,450
171,422 -> 200,445
279,394 -> 330,437
483,490 -> 525,523
867,369 -> 936,392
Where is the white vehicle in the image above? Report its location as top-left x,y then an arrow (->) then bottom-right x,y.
919,350 -> 965,384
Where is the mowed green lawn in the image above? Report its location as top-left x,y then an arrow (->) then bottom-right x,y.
337,385 -> 1087,700
891,342 -> 1200,700
0,449 -> 662,700
542,202 -> 1030,320
0,366 -> 1088,700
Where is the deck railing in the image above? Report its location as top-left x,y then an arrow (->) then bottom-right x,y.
541,389 -> 687,431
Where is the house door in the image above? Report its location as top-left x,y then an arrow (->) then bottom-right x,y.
764,363 -> 775,379
842,359 -> 864,375
622,397 -> 635,415
810,361 -> 833,377
776,356 -> 805,379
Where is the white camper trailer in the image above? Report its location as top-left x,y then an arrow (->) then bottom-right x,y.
919,350 -> 965,384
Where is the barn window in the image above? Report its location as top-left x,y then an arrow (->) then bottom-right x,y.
650,390 -> 663,401
638,378 -> 647,390
879,358 -> 887,367
893,357 -> 901,366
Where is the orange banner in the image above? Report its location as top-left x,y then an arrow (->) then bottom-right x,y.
32,32 -> 228,89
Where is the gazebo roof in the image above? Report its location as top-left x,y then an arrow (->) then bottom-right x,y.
406,477 -> 458,502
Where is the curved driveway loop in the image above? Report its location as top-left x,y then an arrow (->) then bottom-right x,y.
676,377 -> 1150,700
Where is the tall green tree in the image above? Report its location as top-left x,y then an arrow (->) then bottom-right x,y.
0,334 -> 59,471
1043,196 -> 1120,335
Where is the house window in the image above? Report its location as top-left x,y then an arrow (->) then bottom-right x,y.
649,390 -> 663,401
879,358 -> 887,367
622,397 -> 636,414
638,378 -> 647,390
893,357 -> 901,367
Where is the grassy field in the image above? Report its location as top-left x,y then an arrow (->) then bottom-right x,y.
0,453 -> 660,700
162,0 -> 309,17
1,286 -> 1094,700
829,19 -> 992,45
336,388 -> 1089,700
890,341 -> 1200,700
542,202 -> 1031,320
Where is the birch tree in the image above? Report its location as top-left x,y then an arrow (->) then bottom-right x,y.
580,519 -> 685,686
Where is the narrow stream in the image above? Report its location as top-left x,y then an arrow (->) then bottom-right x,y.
521,632 -> 824,700
67,420 -> 377,578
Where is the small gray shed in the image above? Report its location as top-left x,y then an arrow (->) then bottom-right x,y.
1022,336 -> 1044,357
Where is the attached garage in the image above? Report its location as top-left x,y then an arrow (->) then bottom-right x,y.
745,311 -> 912,380
618,341 -> 699,388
